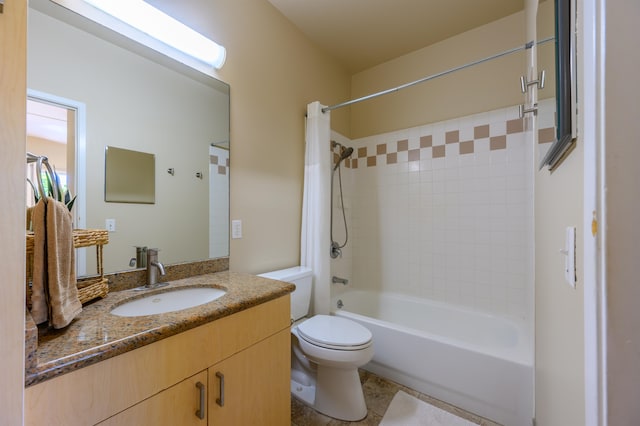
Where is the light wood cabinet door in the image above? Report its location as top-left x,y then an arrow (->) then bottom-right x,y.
209,328 -> 291,426
98,370 -> 208,426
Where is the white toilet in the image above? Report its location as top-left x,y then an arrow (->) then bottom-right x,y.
258,267 -> 373,421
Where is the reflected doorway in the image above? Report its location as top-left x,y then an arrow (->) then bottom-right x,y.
26,90 -> 87,275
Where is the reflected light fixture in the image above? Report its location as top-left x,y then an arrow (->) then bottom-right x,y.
83,0 -> 226,69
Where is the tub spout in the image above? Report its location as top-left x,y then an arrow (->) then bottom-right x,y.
332,276 -> 349,285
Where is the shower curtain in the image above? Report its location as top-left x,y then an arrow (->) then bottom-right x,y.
301,101 -> 331,315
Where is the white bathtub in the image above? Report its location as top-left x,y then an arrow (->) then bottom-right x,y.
331,290 -> 533,426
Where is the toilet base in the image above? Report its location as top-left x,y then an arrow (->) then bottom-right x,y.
314,366 -> 367,421
291,378 -> 315,407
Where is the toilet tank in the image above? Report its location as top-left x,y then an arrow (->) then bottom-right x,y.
258,266 -> 313,321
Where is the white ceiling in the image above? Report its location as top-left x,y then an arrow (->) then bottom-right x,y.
26,99 -> 68,144
267,0 -> 525,73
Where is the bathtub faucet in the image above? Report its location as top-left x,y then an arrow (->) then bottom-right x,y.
332,276 -> 349,285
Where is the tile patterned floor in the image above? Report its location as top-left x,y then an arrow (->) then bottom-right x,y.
291,370 -> 502,426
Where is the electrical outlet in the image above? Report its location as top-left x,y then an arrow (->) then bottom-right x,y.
106,218 -> 116,232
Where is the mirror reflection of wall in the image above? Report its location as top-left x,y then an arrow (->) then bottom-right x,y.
27,4 -> 230,274
209,143 -> 229,259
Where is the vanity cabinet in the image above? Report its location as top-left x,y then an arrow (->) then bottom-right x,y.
25,295 -> 291,426
97,371 -> 208,426
209,328 -> 290,425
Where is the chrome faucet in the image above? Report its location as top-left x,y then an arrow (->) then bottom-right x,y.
332,276 -> 349,285
146,248 -> 167,288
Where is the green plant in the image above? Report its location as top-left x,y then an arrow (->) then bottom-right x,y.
28,168 -> 76,212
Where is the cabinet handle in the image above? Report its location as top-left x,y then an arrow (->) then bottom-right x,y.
195,381 -> 206,420
215,371 -> 225,407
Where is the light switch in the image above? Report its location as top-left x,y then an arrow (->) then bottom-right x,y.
106,218 -> 116,232
562,226 -> 576,287
231,220 -> 242,239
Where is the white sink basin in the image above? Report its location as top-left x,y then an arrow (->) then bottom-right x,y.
110,287 -> 226,317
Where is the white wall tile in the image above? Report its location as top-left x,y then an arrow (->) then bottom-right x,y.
342,104 -> 546,322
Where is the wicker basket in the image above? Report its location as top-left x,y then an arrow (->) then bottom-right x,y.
26,229 -> 109,307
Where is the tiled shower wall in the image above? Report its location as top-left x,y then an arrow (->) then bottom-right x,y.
209,145 -> 229,258
332,99 -> 555,321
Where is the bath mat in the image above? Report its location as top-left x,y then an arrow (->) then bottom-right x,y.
380,391 -> 475,426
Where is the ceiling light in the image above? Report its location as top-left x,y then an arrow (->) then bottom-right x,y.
83,0 -> 226,69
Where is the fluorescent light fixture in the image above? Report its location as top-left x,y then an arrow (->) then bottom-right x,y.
83,0 -> 226,69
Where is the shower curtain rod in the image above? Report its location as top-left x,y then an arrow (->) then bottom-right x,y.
322,36 -> 555,113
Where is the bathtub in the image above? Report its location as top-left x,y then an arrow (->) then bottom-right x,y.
331,290 -> 533,426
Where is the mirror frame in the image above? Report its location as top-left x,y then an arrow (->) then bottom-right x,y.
540,0 -> 577,170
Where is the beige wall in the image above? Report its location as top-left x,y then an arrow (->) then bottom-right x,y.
146,0 -> 351,274
605,0 -> 640,423
26,137 -> 67,173
0,0 -> 27,424
350,5 -> 555,139
534,142 -> 585,426
534,1 -> 585,424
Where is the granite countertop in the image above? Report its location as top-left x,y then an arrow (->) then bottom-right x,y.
25,271 -> 294,387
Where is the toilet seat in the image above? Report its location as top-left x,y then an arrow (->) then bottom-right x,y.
297,315 -> 372,351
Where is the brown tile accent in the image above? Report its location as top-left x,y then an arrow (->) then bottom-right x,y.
218,165 -> 226,175
367,156 -> 377,167
420,135 -> 432,148
490,135 -> 507,150
538,127 -> 556,143
358,147 -> 367,158
210,155 -> 219,165
376,143 -> 387,155
386,153 -> 397,164
352,158 -> 358,169
432,145 -> 445,158
445,130 -> 459,144
459,140 -> 474,155
397,139 -> 409,151
408,149 -> 420,162
507,118 -> 524,134
474,124 -> 490,139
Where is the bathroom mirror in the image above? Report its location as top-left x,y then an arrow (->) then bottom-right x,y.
27,0 -> 230,274
104,147 -> 155,204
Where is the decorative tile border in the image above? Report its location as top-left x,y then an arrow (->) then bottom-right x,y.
210,154 -> 230,175
331,102 -> 556,170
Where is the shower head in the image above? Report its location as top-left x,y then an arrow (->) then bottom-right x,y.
340,147 -> 354,161
333,146 -> 354,171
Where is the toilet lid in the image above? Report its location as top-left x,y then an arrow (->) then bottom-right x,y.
297,315 -> 372,350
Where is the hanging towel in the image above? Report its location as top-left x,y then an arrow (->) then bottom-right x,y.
30,198 -> 82,328
30,199 -> 49,324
